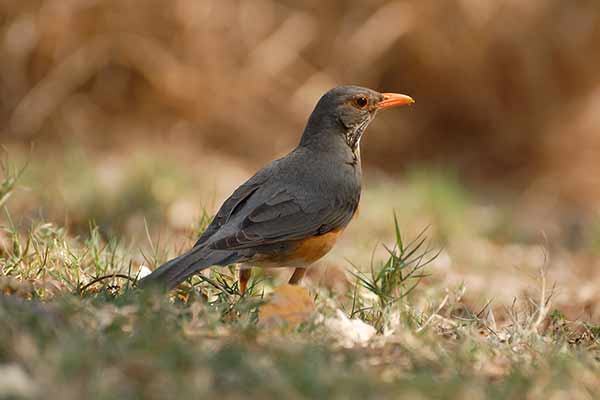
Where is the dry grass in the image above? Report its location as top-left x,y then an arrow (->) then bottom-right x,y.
2,150 -> 600,399
2,2 -> 600,396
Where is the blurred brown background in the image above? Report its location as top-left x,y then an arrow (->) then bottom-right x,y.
2,0 -> 600,308
2,0 -> 600,224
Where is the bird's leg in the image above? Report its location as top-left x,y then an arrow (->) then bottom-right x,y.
239,268 -> 252,294
288,267 -> 306,285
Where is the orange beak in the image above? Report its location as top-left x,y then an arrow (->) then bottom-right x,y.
377,93 -> 415,110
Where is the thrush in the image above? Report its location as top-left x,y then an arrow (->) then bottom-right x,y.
139,86 -> 414,291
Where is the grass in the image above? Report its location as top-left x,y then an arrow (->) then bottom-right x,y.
2,152 -> 600,400
0,154 -> 27,210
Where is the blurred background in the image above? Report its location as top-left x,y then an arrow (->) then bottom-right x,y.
2,0 -> 600,309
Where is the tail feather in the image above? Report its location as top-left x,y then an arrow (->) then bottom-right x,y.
138,246 -> 240,290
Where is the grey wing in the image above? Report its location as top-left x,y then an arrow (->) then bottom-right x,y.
193,168 -> 271,247
208,189 -> 358,250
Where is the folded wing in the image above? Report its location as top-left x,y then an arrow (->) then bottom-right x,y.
209,189 -> 357,250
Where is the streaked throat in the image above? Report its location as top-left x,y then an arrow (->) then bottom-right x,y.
345,117 -> 371,154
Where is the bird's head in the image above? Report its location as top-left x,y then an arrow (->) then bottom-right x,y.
300,85 -> 414,153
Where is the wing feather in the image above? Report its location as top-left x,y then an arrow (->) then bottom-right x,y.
193,172 -> 269,247
209,190 -> 357,250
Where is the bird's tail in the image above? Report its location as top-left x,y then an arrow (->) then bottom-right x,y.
138,246 -> 240,290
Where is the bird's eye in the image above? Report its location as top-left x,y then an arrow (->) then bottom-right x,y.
353,96 -> 368,109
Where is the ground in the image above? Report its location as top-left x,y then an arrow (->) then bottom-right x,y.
1,146 -> 600,400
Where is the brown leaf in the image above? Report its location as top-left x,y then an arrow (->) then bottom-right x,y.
258,284 -> 315,329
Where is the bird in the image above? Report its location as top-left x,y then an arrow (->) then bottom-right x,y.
139,86 -> 414,291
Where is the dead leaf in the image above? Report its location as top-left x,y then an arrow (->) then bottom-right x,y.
258,284 -> 315,329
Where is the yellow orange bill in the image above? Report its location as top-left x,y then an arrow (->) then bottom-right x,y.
377,93 -> 415,109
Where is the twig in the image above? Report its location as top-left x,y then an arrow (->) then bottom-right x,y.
79,274 -> 137,294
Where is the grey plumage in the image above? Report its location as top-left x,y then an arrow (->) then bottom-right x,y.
138,86 -> 406,290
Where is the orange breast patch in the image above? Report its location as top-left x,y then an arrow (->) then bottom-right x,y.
290,228 -> 343,264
